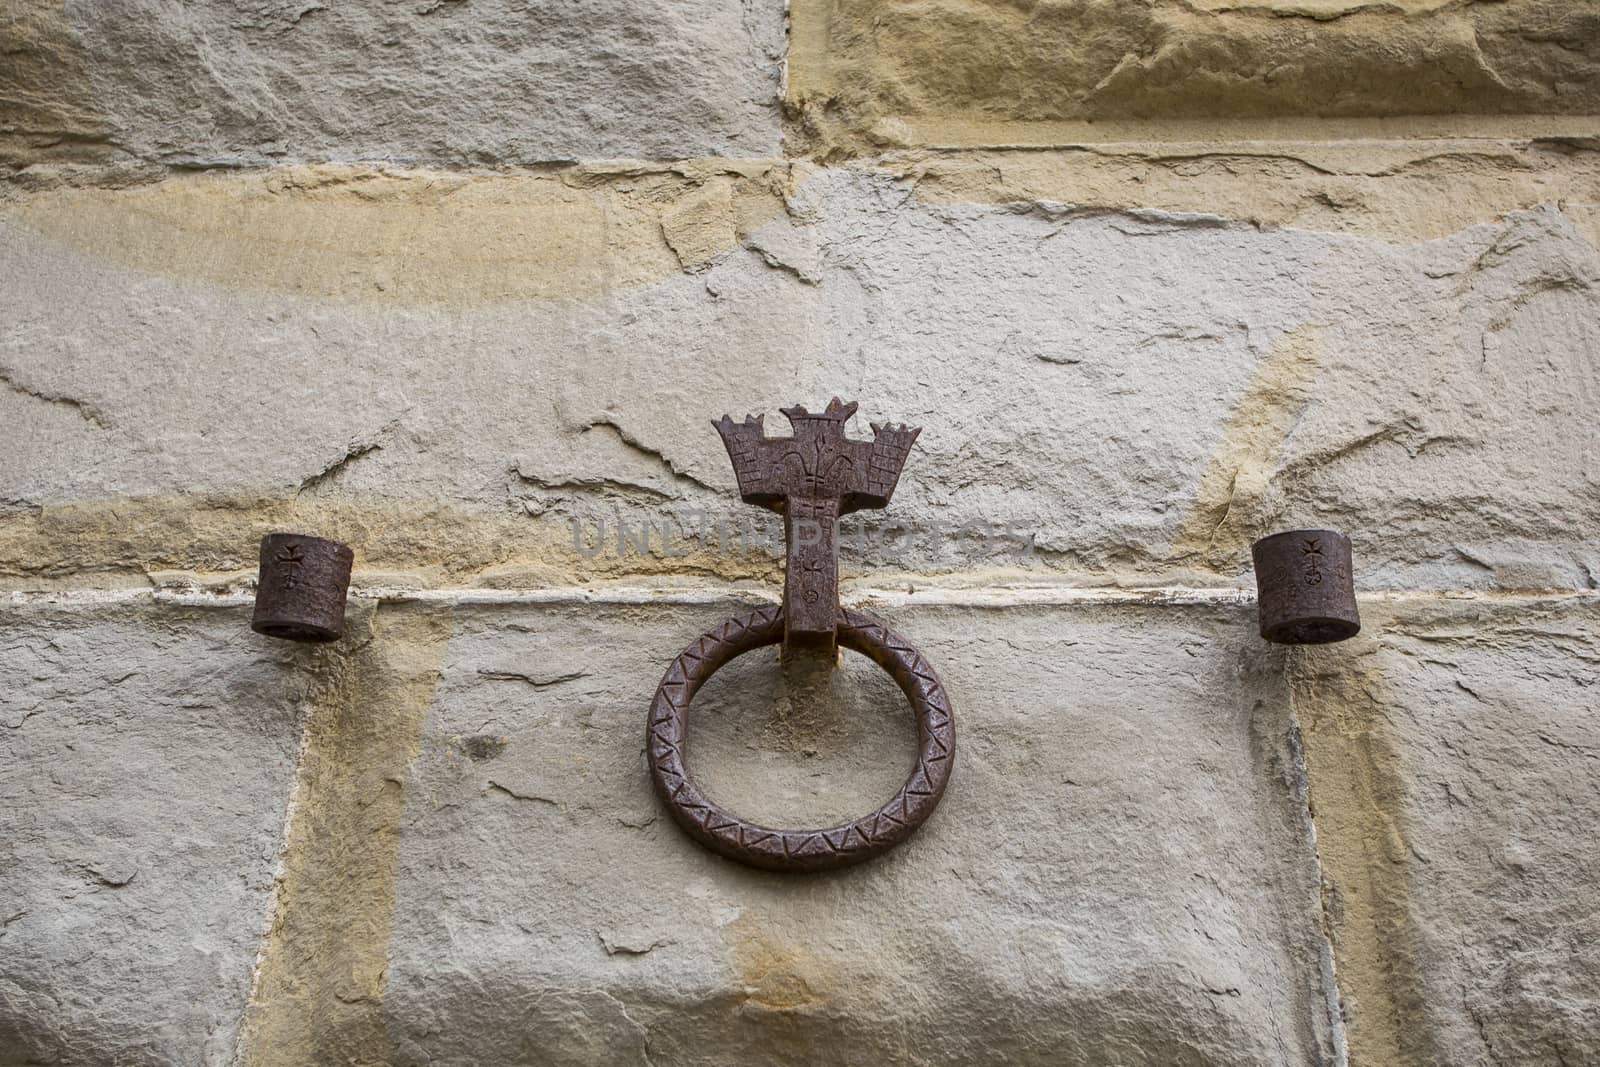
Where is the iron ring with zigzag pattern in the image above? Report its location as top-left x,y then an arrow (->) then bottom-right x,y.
647,604 -> 955,872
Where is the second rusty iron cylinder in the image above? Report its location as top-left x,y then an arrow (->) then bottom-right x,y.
251,532 -> 353,642
1252,529 -> 1360,645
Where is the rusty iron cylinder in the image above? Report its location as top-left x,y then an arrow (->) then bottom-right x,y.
1251,529 -> 1360,645
251,532 -> 353,642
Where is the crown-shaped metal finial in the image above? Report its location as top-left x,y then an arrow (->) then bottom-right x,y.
712,398 -> 921,649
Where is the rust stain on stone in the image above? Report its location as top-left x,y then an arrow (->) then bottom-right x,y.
1290,624 -> 1435,1067
1169,326 -> 1320,570
726,915 -> 838,1060
735,933 -> 825,1013
729,914 -> 840,1012
236,601 -> 450,1067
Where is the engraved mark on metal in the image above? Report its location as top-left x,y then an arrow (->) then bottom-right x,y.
647,398 -> 953,872
275,542 -> 305,589
648,605 -> 955,873
715,398 -> 919,650
1301,538 -> 1324,586
252,532 -> 354,643
1252,528 -> 1360,645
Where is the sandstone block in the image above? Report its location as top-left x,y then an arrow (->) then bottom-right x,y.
0,601 -> 309,1065
373,598 -> 1338,1065
1292,594 -> 1600,1066
787,0 -> 1600,153
2,160 -> 1595,592
0,0 -> 785,164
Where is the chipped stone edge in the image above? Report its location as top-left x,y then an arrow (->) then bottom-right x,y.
230,696 -> 319,1067
1285,709 -> 1353,1067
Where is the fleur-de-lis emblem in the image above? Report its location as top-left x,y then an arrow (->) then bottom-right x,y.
275,542 -> 305,589
779,435 -> 855,496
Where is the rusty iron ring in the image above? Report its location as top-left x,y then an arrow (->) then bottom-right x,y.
647,604 -> 956,873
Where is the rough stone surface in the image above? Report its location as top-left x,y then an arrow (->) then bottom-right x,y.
235,599 -> 449,1066
7,589 -> 1599,1063
787,0 -> 1600,154
0,601 -> 308,1066
2,152 -> 1596,592
4,4 -> 1599,1060
374,598 -> 1336,1066
1291,594 -> 1600,1067
0,0 -> 786,165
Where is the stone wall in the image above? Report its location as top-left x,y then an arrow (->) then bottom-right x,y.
1,2 -> 1596,1064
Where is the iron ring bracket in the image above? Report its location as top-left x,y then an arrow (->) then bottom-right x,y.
647,604 -> 955,872
645,398 -> 956,872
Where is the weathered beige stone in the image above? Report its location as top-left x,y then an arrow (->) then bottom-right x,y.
1292,594 -> 1600,1065
0,0 -> 786,165
0,163 -> 789,305
10,587 -> 1600,1063
357,598 -> 1340,1064
0,1 -> 109,162
0,600 -> 309,1065
894,140 -> 1600,245
2,4 -> 1599,1052
787,0 -> 1600,155
231,599 -> 451,1066
1,593 -> 1352,1063
2,155 -> 1596,593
